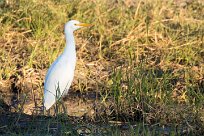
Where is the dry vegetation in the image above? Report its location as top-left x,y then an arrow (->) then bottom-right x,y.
0,0 -> 204,135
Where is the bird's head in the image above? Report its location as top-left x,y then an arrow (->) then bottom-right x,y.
64,20 -> 92,33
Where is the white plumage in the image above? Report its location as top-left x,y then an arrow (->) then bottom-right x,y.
43,20 -> 92,110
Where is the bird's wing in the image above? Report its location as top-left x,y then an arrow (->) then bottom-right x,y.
44,55 -> 62,85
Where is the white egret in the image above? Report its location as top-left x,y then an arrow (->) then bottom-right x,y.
43,20 -> 92,110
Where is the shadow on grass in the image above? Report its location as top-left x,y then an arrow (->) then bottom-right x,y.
0,112 -> 76,135
1,98 -> 203,136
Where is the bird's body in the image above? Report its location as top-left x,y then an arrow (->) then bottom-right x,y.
43,20 -> 92,110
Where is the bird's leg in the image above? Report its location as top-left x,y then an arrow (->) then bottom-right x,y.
54,83 -> 61,115
55,97 -> 67,114
54,95 -> 68,114
47,108 -> 51,115
54,102 -> 58,115
52,82 -> 68,114
60,98 -> 67,114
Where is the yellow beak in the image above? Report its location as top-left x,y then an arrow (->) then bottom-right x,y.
75,23 -> 93,27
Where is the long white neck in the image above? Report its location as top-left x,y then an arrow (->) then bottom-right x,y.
63,30 -> 76,57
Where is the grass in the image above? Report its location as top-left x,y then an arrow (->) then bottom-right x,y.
0,0 -> 204,135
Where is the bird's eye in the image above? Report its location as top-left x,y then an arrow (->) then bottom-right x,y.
74,23 -> 77,26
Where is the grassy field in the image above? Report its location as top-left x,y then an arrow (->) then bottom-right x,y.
0,0 -> 204,135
